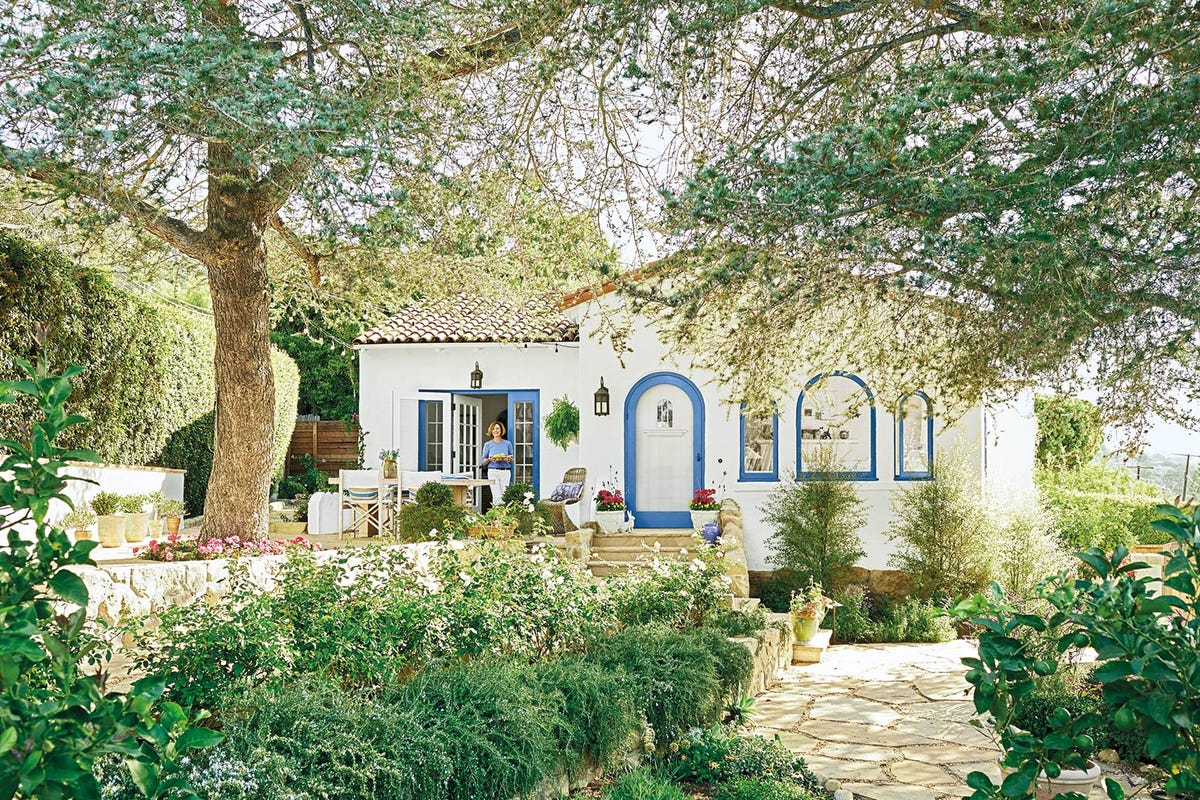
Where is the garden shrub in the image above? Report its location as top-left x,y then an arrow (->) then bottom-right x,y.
534,658 -> 642,767
1034,395 -> 1104,469
713,778 -> 821,800
394,503 -> 466,541
750,569 -> 804,613
888,445 -> 995,599
276,476 -> 306,500
990,489 -> 1071,597
704,606 -> 769,639
503,481 -> 536,504
1037,463 -> 1164,550
669,727 -> 823,792
130,542 -> 615,701
610,542 -> 731,629
829,586 -> 954,644
603,767 -> 690,800
586,627 -> 738,747
0,233 -> 299,517
415,480 -> 455,506
761,449 -> 866,590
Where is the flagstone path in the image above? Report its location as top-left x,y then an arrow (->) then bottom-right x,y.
753,640 -> 1120,800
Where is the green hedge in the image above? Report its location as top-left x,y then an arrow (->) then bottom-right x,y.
1037,464 -> 1165,550
0,232 -> 298,516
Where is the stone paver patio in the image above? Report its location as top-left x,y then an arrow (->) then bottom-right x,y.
753,640 -> 1125,800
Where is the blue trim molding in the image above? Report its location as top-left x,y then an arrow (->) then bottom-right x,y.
895,391 -> 934,480
624,372 -> 706,528
739,405 -> 779,482
795,372 -> 878,481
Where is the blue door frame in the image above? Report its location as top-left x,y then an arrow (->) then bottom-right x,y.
624,372 -> 705,528
418,389 -> 540,492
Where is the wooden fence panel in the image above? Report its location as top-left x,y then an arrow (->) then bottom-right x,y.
286,421 -> 361,477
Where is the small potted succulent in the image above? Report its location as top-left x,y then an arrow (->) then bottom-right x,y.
119,493 -> 151,543
689,488 -> 720,530
60,507 -> 96,541
593,488 -> 626,534
789,582 -> 835,644
158,498 -> 186,535
90,491 -> 124,548
379,449 -> 400,479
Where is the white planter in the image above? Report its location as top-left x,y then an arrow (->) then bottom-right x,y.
96,515 -> 125,548
690,510 -> 719,530
124,512 -> 151,543
594,509 -> 626,534
1002,760 -> 1101,800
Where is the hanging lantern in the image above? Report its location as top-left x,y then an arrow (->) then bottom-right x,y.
470,361 -> 483,390
594,377 -> 610,416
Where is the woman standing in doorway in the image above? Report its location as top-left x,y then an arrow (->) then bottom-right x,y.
481,421 -> 514,505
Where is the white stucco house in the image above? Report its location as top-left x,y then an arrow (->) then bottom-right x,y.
354,284 -> 1035,571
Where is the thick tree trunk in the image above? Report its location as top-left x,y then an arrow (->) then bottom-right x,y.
199,155 -> 275,541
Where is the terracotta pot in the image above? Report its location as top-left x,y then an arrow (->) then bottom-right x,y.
124,512 -> 150,543
165,516 -> 182,535
790,610 -> 824,644
594,509 -> 625,534
383,459 -> 397,479
73,528 -> 93,541
96,515 -> 125,548
690,509 -> 719,530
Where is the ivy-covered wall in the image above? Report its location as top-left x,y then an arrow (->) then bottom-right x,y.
0,233 -> 299,515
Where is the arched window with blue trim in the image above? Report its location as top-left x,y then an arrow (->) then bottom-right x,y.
896,392 -> 934,480
796,373 -> 877,480
739,405 -> 778,482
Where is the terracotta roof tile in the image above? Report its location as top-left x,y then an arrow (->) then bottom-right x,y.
355,293 -> 579,346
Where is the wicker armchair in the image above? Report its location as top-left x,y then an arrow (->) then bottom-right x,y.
544,467 -> 587,535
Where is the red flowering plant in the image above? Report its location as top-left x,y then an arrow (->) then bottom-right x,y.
594,489 -> 626,511
136,534 -> 320,562
689,488 -> 720,511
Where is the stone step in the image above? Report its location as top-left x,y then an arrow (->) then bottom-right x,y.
586,546 -> 693,562
586,563 -> 630,577
792,628 -> 832,664
733,597 -> 761,611
591,533 -> 699,548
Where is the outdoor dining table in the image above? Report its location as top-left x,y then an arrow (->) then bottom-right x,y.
326,475 -> 493,507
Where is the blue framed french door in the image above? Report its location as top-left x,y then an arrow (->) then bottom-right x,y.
624,372 -> 705,528
507,391 -> 540,491
418,388 -> 539,495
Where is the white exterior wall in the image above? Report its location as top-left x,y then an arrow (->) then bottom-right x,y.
357,297 -> 1033,572
356,342 -> 581,498
569,300 -> 990,570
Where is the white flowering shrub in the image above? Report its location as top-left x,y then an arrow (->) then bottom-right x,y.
608,537 -> 733,628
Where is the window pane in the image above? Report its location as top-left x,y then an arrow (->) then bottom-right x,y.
900,395 -> 930,474
743,416 -> 774,473
425,402 -> 443,472
513,401 -> 534,486
799,376 -> 872,473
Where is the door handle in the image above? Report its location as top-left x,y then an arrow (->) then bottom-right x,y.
696,453 -> 702,462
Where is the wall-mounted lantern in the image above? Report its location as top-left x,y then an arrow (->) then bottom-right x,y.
594,377 -> 610,416
470,362 -> 483,390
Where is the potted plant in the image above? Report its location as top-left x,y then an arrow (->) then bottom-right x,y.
379,448 -> 400,479
119,493 -> 150,543
952,503 -> 1200,800
60,507 -> 96,541
594,488 -> 626,534
158,498 -> 186,535
689,488 -> 720,529
466,504 -> 520,541
544,395 -> 580,451
91,491 -> 124,548
789,582 -> 834,644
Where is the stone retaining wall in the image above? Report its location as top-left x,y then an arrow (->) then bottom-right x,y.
732,612 -> 795,697
719,499 -> 751,598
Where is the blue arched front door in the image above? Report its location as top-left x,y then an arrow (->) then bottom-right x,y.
624,372 -> 705,528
